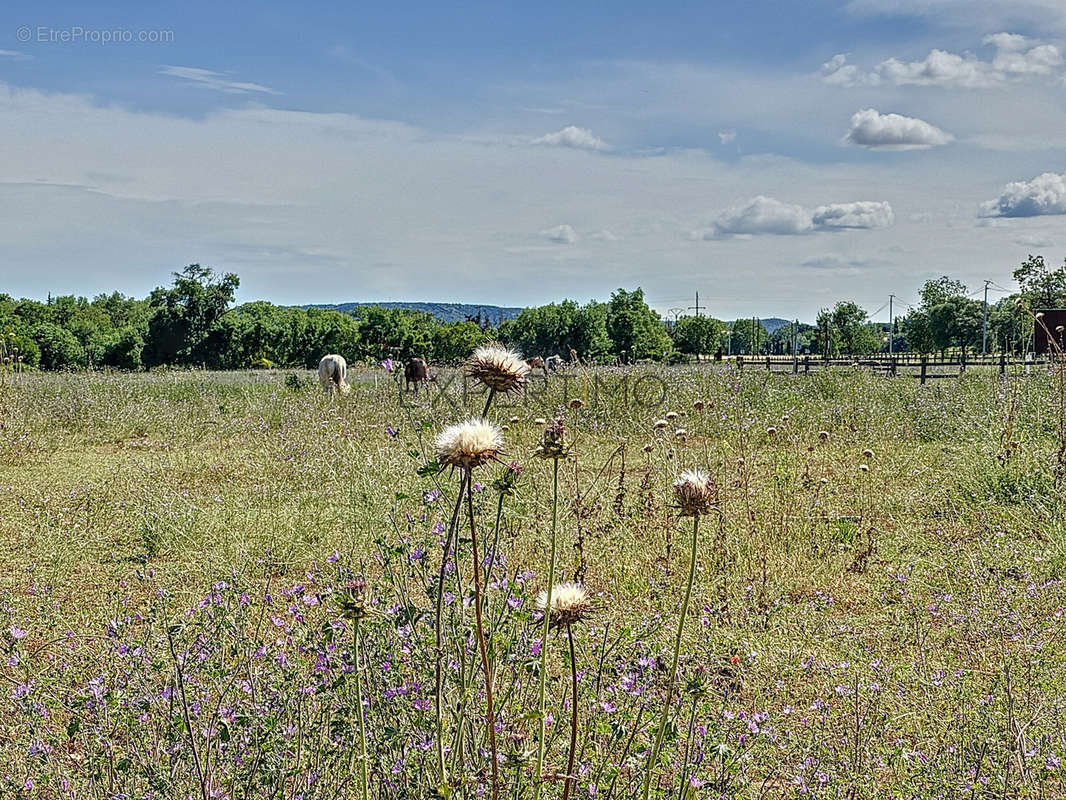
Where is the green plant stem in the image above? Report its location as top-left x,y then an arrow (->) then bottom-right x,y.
563,626 -> 579,800
481,387 -> 497,419
533,457 -> 560,800
642,515 -> 700,800
467,469 -> 500,800
677,695 -> 699,800
354,619 -> 369,800
434,473 -> 467,790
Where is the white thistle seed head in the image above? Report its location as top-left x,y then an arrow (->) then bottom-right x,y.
536,582 -> 592,628
673,468 -> 719,517
435,418 -> 505,470
467,344 -> 530,394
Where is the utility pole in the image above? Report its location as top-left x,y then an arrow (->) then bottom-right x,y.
688,291 -> 704,317
888,294 -> 895,356
981,280 -> 991,356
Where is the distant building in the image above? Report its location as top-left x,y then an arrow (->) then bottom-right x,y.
1034,309 -> 1066,354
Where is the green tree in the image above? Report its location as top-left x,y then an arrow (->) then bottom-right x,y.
143,265 -> 240,368
31,322 -> 85,369
605,288 -> 672,361
727,319 -> 770,354
1013,254 -> 1066,309
671,315 -> 725,358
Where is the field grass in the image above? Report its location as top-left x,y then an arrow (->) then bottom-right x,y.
2,364 -> 1065,798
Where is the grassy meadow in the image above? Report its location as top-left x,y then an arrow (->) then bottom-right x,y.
2,363 -> 1065,798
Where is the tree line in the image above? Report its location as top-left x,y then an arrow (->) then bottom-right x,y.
2,256 -> 1064,371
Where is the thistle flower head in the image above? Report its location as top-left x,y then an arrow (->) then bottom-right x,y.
435,418 -> 505,470
568,398 -> 584,410
467,343 -> 530,393
673,468 -> 719,517
534,417 -> 572,459
536,582 -> 592,628
818,430 -> 830,441
654,419 -> 669,430
492,461 -> 524,496
340,576 -> 370,621
692,400 -> 705,411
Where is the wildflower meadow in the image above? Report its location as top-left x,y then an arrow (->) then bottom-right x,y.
2,357 -> 1065,799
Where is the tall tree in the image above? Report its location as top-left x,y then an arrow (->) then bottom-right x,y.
142,265 -> 240,368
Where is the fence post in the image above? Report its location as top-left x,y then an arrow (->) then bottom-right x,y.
766,355 -> 771,372
891,356 -> 897,376
737,355 -> 744,374
920,355 -> 928,385
804,355 -> 810,374
959,350 -> 967,375
999,353 -> 1006,375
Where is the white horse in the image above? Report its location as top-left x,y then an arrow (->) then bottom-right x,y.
318,354 -> 351,396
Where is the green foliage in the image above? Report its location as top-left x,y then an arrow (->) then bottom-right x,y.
671,315 -> 725,357
31,322 -> 86,369
143,264 -> 240,368
502,299 -> 610,361
1013,254 -> 1066,309
727,318 -> 770,354
606,288 -> 672,361
815,301 -> 878,355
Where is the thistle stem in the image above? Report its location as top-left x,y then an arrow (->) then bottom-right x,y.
642,515 -> 700,800
481,387 -> 497,419
354,619 -> 369,800
467,469 -> 500,800
434,474 -> 467,790
563,626 -> 579,800
533,457 -> 560,800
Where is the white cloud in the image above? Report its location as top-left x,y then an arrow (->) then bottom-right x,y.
978,170 -> 1066,217
845,0 -> 1066,33
541,223 -> 579,243
812,201 -> 895,228
0,50 -> 27,58
822,34 -> 1063,89
532,125 -> 607,151
159,66 -> 281,95
845,108 -> 953,149
717,129 -> 736,144
708,196 -> 893,237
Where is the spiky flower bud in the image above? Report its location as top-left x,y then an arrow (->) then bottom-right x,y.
341,576 -> 370,621
534,417 -> 572,459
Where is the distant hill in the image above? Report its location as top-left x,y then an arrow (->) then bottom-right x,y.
729,317 -> 792,333
304,301 -> 524,324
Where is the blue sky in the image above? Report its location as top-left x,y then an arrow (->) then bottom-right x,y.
2,0 -> 1066,319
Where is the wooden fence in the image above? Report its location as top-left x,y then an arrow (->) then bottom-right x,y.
728,353 -> 1060,383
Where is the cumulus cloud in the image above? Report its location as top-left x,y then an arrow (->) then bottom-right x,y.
532,125 -> 607,151
978,170 -> 1066,217
541,223 -> 579,243
159,66 -> 281,95
708,196 -> 893,237
717,129 -> 737,144
822,34 -> 1063,89
845,108 -> 953,149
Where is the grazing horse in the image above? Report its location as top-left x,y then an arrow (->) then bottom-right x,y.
526,356 -> 548,377
318,354 -> 351,396
404,356 -> 430,392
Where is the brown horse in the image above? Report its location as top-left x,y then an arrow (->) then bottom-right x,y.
404,357 -> 430,392
526,356 -> 548,377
